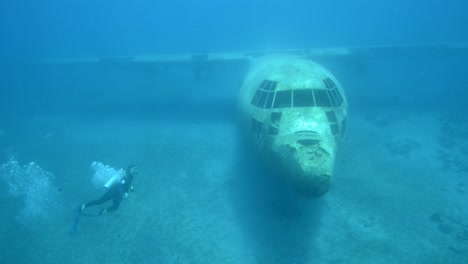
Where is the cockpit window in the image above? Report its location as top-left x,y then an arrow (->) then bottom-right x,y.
341,118 -> 347,138
257,90 -> 270,108
326,111 -> 337,122
335,89 -> 344,105
273,90 -> 292,108
251,80 -> 278,109
269,112 -> 281,135
327,88 -> 343,107
323,77 -> 344,107
264,91 -> 275,109
262,80 -> 278,91
330,124 -> 339,135
313,89 -> 332,107
271,112 -> 282,123
268,125 -> 279,135
252,80 -> 342,109
323,77 -> 336,89
251,118 -> 263,138
293,89 -> 314,107
251,90 -> 262,106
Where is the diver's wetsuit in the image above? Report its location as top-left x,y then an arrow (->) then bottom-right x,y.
85,174 -> 134,212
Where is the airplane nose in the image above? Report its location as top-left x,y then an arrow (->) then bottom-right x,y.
275,136 -> 335,198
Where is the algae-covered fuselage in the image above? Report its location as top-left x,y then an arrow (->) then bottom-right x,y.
238,56 -> 348,198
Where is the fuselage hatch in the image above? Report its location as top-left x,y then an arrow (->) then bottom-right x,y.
238,55 -> 348,198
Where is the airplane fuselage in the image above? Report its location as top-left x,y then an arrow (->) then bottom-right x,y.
238,55 -> 348,198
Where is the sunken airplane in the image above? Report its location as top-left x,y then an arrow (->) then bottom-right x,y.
238,55 -> 347,197
37,44 -> 467,198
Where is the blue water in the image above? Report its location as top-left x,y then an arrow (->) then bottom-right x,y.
1,0 -> 467,58
1,1 -> 468,263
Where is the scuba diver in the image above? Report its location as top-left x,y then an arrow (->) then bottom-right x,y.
80,165 -> 137,215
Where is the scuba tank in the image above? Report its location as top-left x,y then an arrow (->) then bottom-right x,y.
90,161 -> 125,189
104,172 -> 125,189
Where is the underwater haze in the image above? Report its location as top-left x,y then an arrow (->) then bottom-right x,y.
1,0 -> 468,263
1,0 -> 468,58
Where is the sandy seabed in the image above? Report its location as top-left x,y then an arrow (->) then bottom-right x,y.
0,109 -> 467,264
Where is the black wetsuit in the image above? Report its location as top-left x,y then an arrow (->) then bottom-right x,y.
85,174 -> 134,212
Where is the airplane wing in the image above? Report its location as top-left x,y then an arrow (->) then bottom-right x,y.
36,43 -> 468,66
